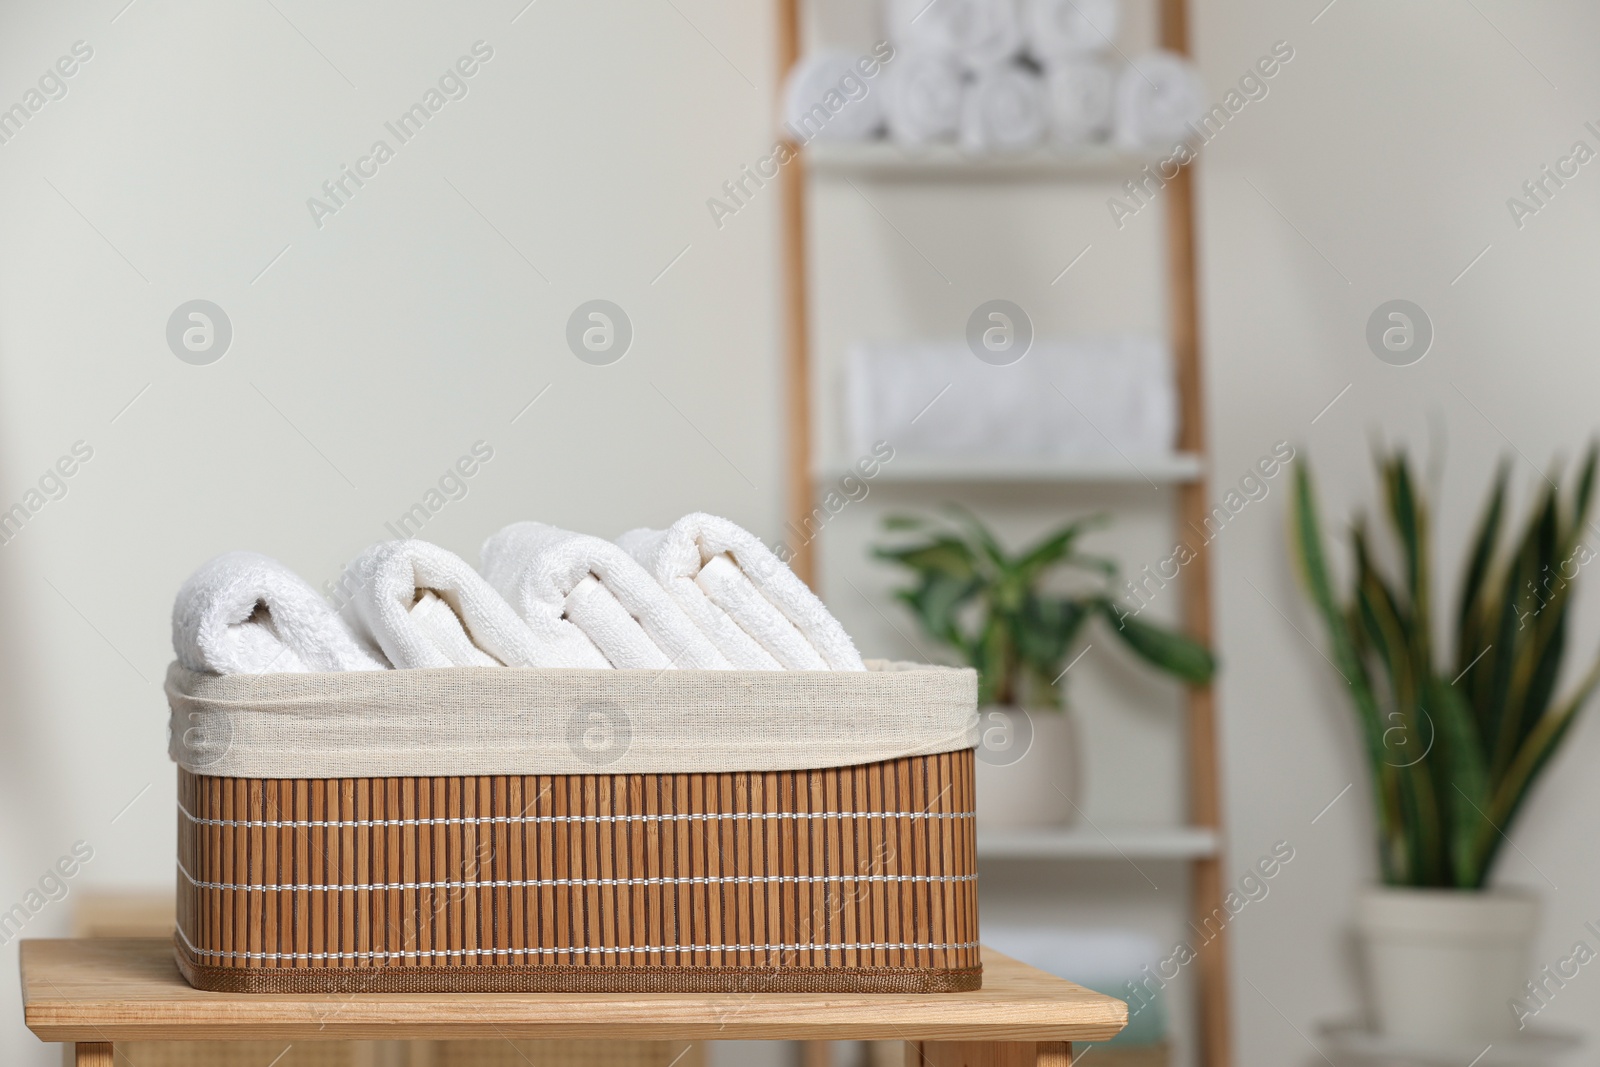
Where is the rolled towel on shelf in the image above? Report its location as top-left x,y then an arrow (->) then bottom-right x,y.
1114,49 -> 1207,148
882,52 -> 966,146
481,522 -> 731,670
886,0 -> 1022,72
1044,59 -> 1116,144
173,551 -> 390,675
344,540 -> 587,670
960,63 -> 1047,154
782,50 -> 885,143
1023,0 -> 1120,60
618,513 -> 866,671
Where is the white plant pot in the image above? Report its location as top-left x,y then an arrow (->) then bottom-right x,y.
1357,886 -> 1539,1043
972,706 -> 1080,828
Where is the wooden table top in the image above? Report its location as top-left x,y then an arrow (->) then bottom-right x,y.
21,939 -> 1127,1044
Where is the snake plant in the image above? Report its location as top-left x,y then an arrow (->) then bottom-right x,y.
874,507 -> 1215,708
1291,446 -> 1600,888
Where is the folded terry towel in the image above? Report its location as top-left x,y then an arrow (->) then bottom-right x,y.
888,0 -> 1023,73
617,513 -> 866,672
481,523 -> 731,670
845,337 -> 1177,461
783,50 -> 885,143
344,540 -> 588,670
1114,49 -> 1206,148
1044,59 -> 1115,144
173,551 -> 389,675
1023,0 -> 1120,60
883,52 -> 965,145
960,63 -> 1047,154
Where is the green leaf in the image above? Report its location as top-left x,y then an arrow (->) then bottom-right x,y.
1095,600 -> 1215,683
1455,460 -> 1508,688
1015,596 -> 1091,671
1383,453 -> 1430,666
873,537 -> 978,581
1352,525 -> 1443,885
1571,443 -> 1599,537
1012,515 -> 1108,583
1489,485 -> 1562,781
1289,461 -> 1405,883
1477,644 -> 1600,878
941,504 -> 1010,572
1431,681 -> 1490,888
895,573 -> 981,655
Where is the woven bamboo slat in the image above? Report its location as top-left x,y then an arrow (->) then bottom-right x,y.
176,752 -> 979,993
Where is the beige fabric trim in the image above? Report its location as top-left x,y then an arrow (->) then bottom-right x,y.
166,660 -> 977,778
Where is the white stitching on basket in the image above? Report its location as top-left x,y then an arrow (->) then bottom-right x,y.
175,801 -> 975,830
175,925 -> 980,962
175,859 -> 977,894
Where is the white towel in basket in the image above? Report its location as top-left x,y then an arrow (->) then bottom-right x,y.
344,540 -> 595,669
172,551 -> 389,675
481,522 -> 730,670
617,513 -> 866,671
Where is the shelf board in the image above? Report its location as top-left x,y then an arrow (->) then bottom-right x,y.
821,452 -> 1202,486
977,826 -> 1220,860
804,140 -> 1162,181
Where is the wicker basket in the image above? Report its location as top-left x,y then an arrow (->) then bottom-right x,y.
169,662 -> 981,994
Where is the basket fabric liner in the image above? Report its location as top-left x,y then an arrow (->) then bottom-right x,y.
166,660 -> 977,778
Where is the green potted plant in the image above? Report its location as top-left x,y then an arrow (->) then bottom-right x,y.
874,508 -> 1215,827
1291,447 -> 1600,1043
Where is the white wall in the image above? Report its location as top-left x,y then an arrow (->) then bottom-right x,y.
0,2 -> 781,1062
4,0 -> 1600,1065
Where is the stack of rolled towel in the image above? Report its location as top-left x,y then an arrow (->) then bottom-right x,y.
780,0 -> 1205,154
172,514 -> 865,676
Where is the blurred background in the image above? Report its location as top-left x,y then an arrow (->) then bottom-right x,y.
4,1 -> 1600,1065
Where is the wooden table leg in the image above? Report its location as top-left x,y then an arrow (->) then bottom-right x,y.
74,1044 -> 114,1066
909,1042 -> 1072,1066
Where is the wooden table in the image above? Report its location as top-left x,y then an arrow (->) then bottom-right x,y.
22,939 -> 1126,1065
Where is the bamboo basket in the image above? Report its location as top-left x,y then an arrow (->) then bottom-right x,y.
168,662 -> 981,994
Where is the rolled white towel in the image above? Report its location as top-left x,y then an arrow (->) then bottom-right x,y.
882,52 -> 965,145
782,50 -> 884,143
481,522 -> 731,670
172,551 -> 388,675
617,513 -> 865,672
960,63 -> 1047,154
1044,59 -> 1115,144
1023,0 -> 1119,60
344,540 -> 591,669
1114,49 -> 1206,148
887,0 -> 1023,73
